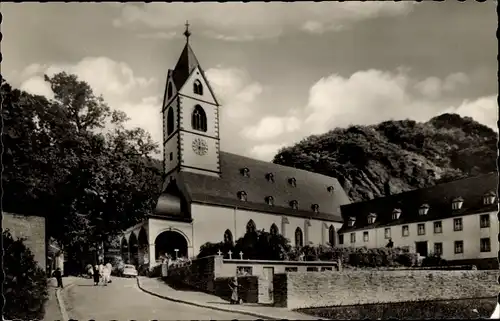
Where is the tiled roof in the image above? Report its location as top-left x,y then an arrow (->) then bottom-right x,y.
338,172 -> 498,233
157,152 -> 351,222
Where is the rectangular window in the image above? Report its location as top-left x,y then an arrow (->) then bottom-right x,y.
480,214 -> 490,228
480,238 -> 491,252
339,234 -> 344,245
433,221 -> 442,234
454,241 -> 464,254
384,228 -> 391,239
320,267 -> 333,271
417,223 -> 426,235
236,266 -> 253,276
350,233 -> 356,243
363,231 -> 369,242
453,218 -> 463,231
285,267 -> 298,272
434,243 -> 443,256
306,267 -> 318,272
402,225 -> 409,237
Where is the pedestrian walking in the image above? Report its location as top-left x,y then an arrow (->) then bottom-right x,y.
102,265 -> 111,286
228,277 -> 240,304
93,265 -> 100,286
105,262 -> 113,283
53,267 -> 63,289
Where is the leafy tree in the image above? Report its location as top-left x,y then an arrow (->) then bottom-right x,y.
2,74 -> 163,269
273,114 -> 496,202
3,230 -> 48,320
197,229 -> 291,260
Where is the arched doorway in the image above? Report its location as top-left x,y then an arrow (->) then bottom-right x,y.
138,228 -> 149,265
155,230 -> 188,260
120,237 -> 129,263
129,233 -> 138,266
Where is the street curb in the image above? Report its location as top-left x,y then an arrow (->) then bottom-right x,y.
55,283 -> 75,321
136,277 -> 283,320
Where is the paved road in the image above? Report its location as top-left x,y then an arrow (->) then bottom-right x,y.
62,277 -> 257,320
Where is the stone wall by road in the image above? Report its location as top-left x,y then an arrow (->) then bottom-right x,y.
3,212 -> 46,271
273,270 -> 499,309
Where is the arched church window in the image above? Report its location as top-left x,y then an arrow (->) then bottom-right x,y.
191,105 -> 207,132
167,83 -> 173,100
246,220 -> 256,233
193,80 -> 203,95
224,229 -> 233,244
328,225 -> 335,246
167,107 -> 174,136
270,224 -> 279,236
295,227 -> 304,247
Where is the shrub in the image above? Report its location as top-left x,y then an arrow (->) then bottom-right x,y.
3,229 -> 49,320
422,253 -> 448,267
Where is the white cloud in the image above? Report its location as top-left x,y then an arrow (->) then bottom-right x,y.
415,72 -> 469,99
112,3 -> 416,41
249,143 -> 286,161
20,76 -> 54,99
242,69 -> 495,161
137,31 -> 179,39
18,57 -> 162,155
205,67 -> 263,119
242,115 -> 301,141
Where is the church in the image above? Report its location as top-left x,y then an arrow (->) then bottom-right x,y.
120,25 -> 351,270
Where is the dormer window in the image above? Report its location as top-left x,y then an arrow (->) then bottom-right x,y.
392,208 -> 402,220
266,173 -> 275,182
311,204 -> 319,213
288,177 -> 297,187
484,191 -> 496,205
348,217 -> 356,227
237,191 -> 247,202
290,200 -> 298,210
419,204 -> 430,215
327,186 -> 334,193
367,213 -> 377,224
265,196 -> 274,206
451,197 -> 464,210
240,168 -> 250,177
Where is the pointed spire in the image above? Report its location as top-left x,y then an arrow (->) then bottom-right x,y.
172,21 -> 200,90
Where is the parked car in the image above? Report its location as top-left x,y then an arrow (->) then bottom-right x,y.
122,264 -> 138,278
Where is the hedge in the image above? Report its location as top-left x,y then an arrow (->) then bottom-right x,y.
3,229 -> 48,320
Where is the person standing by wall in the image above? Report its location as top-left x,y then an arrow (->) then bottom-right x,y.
52,267 -> 63,289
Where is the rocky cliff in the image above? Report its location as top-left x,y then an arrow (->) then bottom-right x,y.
273,114 -> 497,202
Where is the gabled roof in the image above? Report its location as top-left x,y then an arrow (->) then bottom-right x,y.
168,152 -> 351,222
339,172 -> 498,233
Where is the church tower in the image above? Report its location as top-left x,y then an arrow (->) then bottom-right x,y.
162,22 -> 221,187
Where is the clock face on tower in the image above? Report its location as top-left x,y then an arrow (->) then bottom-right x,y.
192,138 -> 208,156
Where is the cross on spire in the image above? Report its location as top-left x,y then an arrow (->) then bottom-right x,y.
184,20 -> 191,42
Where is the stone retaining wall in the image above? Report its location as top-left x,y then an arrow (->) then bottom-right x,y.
273,270 -> 499,309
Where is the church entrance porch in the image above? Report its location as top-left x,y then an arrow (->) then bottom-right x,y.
155,230 -> 188,261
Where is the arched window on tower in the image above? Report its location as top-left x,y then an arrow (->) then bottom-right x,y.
193,80 -> 203,95
167,107 -> 174,136
246,220 -> 256,234
224,229 -> 233,245
295,227 -> 304,247
328,225 -> 335,246
270,224 -> 279,236
167,83 -> 173,100
191,105 -> 207,132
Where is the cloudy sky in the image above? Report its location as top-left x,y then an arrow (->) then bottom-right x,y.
4,2 -> 497,161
